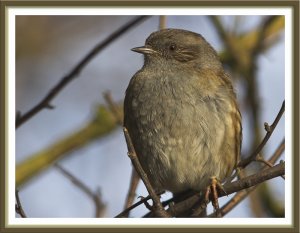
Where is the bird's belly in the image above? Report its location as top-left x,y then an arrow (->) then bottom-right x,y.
131,96 -> 235,193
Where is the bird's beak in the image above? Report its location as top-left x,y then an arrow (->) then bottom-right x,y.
131,46 -> 157,55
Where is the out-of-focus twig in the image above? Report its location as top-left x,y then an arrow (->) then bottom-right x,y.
212,15 -> 284,70
252,16 -> 279,58
16,16 -> 150,128
159,16 -> 167,30
103,91 -> 123,125
209,16 -> 245,69
54,163 -> 106,217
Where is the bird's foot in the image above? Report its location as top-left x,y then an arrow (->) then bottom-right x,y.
204,176 -> 226,217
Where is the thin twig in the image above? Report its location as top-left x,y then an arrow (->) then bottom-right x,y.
256,157 -> 284,180
224,162 -> 284,195
15,190 -> 27,218
256,154 -> 274,168
54,163 -> 106,217
256,154 -> 285,179
115,191 -> 165,218
16,16 -> 150,128
116,196 -> 151,218
238,100 -> 285,168
123,127 -> 170,217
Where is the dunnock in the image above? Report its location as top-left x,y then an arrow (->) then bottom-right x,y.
124,29 -> 242,213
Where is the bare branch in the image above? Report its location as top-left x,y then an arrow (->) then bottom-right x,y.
256,154 -> 274,168
123,127 -> 170,217
256,154 -> 285,180
224,162 -> 284,195
238,100 -> 285,168
54,163 -> 106,217
15,190 -> 27,218
16,16 -> 150,128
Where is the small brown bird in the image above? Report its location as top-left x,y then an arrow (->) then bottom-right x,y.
124,28 -> 242,215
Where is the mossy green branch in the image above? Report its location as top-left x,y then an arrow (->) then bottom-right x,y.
16,105 -> 122,188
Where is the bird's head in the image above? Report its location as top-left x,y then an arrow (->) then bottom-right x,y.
131,28 -> 222,70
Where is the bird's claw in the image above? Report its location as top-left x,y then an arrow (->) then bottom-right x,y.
204,177 -> 225,217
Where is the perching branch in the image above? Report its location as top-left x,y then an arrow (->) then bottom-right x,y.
123,127 -> 171,217
169,162 -> 284,218
16,16 -> 149,128
224,162 -> 284,195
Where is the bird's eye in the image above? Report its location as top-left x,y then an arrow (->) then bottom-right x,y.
169,44 -> 176,51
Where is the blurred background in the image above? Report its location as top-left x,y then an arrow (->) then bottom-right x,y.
15,15 -> 285,218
